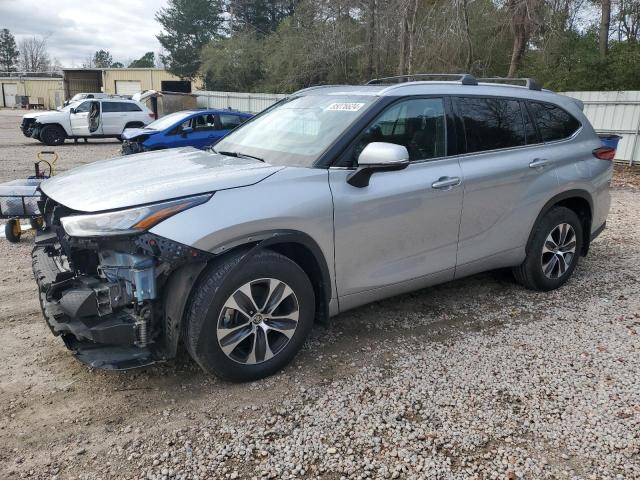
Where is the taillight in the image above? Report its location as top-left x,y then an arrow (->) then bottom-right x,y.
148,113 -> 156,119
592,147 -> 615,161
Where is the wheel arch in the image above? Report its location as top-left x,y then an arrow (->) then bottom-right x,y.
162,230 -> 332,359
529,190 -> 593,256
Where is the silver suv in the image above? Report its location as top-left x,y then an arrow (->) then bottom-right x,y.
32,74 -> 613,381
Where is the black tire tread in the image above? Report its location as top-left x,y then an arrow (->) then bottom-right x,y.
183,251 -> 245,365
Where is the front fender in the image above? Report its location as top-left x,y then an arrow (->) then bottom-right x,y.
149,167 -> 336,300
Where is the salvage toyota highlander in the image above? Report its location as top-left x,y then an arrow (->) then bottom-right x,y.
32,74 -> 613,381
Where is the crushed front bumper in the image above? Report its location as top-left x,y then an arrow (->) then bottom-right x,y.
121,140 -> 146,155
32,223 -> 211,370
32,242 -> 158,369
20,118 -> 36,138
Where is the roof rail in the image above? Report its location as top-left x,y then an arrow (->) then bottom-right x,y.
477,77 -> 542,91
366,73 -> 478,86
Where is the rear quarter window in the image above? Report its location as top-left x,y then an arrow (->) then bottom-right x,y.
528,102 -> 581,142
123,102 -> 142,112
457,97 -> 526,153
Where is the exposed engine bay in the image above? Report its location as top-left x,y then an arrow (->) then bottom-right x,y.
32,193 -> 211,369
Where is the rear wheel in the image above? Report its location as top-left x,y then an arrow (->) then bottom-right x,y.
40,125 -> 66,146
184,250 -> 315,381
5,219 -> 21,243
513,206 -> 583,291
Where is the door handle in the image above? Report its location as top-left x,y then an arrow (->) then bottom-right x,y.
431,176 -> 461,190
529,158 -> 549,169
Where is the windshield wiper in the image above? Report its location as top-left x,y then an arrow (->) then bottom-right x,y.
214,150 -> 265,162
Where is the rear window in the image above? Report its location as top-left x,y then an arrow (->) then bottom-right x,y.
457,97 -> 526,153
218,114 -> 245,129
528,102 -> 581,142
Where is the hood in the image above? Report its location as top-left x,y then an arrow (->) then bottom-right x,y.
121,127 -> 160,140
24,110 -> 63,120
41,147 -> 283,212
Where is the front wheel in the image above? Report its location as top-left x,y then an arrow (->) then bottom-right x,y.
184,250 -> 315,381
39,125 -> 66,146
513,206 -> 583,291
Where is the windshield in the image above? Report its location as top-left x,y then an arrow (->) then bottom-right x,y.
145,111 -> 194,130
214,95 -> 377,167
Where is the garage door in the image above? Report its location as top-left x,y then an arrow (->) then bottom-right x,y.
3,83 -> 17,107
115,80 -> 142,96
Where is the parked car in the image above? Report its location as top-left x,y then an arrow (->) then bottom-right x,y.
21,98 -> 155,146
121,109 -> 253,154
32,74 -> 612,381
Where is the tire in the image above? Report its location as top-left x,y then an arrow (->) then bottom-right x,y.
40,125 -> 66,146
513,206 -> 583,291
5,219 -> 21,243
184,250 -> 315,382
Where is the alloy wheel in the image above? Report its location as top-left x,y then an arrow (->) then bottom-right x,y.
541,223 -> 576,279
216,278 -> 300,364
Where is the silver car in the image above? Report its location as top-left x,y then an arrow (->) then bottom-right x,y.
32,74 -> 613,381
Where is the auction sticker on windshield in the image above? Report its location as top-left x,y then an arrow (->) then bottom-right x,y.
326,102 -> 365,112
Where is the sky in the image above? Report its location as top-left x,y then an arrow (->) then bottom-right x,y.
0,0 -> 169,67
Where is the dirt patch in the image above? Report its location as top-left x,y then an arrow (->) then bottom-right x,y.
612,163 -> 640,190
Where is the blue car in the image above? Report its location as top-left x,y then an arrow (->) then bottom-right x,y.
121,109 -> 253,154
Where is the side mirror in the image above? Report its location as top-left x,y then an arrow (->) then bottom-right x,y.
347,142 -> 410,188
181,126 -> 194,136
69,107 -> 76,114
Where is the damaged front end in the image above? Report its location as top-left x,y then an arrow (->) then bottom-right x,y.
121,138 -> 148,155
32,193 -> 211,370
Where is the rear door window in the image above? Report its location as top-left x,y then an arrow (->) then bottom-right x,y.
102,102 -> 142,112
101,102 -> 118,113
528,102 -> 581,142
457,97 -> 526,153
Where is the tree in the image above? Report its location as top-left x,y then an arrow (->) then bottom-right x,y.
201,32 -> 265,90
616,0 -> 640,43
600,0 -> 611,55
506,0 -> 542,77
92,49 -> 114,68
18,36 -> 51,72
111,61 -> 124,68
227,0 -> 295,35
128,52 -> 155,68
0,29 -> 19,72
156,0 -> 225,79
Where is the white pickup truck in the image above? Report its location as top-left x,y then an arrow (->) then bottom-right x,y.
21,98 -> 155,146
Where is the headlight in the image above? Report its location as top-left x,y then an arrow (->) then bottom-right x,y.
60,194 -> 211,237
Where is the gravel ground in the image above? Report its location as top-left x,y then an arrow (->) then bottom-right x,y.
0,108 -> 639,479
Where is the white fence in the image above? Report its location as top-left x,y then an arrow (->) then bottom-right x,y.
194,90 -> 286,113
563,91 -> 640,165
